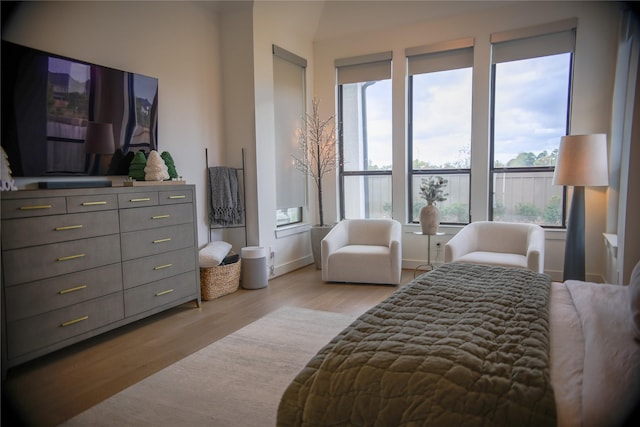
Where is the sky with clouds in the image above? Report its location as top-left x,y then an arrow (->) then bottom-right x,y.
49,57 -> 157,103
358,52 -> 571,169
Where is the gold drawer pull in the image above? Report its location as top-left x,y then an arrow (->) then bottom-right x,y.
55,225 -> 83,231
57,254 -> 85,262
153,238 -> 172,244
155,289 -> 174,297
169,195 -> 186,199
154,263 -> 173,270
130,198 -> 151,202
61,316 -> 89,327
59,285 -> 87,294
152,214 -> 170,219
82,201 -> 107,206
20,205 -> 52,210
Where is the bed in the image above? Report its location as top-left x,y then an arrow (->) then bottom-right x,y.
277,262 -> 640,426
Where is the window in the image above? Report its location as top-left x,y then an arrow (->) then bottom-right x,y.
129,74 -> 158,149
273,45 -> 306,227
407,39 -> 473,224
276,207 -> 302,226
490,24 -> 575,226
336,52 -> 393,219
47,57 -> 91,173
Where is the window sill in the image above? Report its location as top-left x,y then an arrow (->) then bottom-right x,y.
544,228 -> 566,240
406,223 -> 567,240
275,222 -> 311,239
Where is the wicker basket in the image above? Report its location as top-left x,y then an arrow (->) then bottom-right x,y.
200,258 -> 241,301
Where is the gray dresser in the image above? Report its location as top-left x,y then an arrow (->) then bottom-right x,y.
1,185 -> 200,370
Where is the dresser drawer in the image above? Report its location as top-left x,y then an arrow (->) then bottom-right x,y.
5,263 -> 123,322
119,203 -> 193,233
1,196 -> 67,219
118,191 -> 158,209
124,272 -> 196,317
122,247 -> 196,289
1,185 -> 199,369
6,292 -> 124,360
2,210 -> 120,250
159,189 -> 193,205
120,223 -> 195,260
67,194 -> 118,213
2,234 -> 121,286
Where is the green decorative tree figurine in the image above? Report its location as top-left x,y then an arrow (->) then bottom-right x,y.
161,151 -> 179,179
128,151 -> 147,181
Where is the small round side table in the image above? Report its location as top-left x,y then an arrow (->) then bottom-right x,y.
413,231 -> 445,277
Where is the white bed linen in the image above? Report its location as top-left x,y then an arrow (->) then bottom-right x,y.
550,281 -> 640,427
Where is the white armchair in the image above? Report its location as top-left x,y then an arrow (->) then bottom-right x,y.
444,221 -> 545,273
321,219 -> 402,285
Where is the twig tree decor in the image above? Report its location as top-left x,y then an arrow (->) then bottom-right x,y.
292,98 -> 337,226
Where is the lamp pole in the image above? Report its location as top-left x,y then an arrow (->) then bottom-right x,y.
563,186 -> 585,281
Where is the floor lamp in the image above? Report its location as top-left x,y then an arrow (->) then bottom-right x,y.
553,134 -> 609,281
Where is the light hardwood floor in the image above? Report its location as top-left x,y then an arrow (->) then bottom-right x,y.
2,265 -> 415,427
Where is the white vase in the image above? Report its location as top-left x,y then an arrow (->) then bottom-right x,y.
419,203 -> 440,235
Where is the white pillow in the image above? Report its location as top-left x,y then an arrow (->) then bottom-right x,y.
199,241 -> 232,268
565,280 -> 640,426
630,260 -> 640,339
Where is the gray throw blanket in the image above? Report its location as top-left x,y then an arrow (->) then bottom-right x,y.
278,263 -> 556,426
208,166 -> 243,226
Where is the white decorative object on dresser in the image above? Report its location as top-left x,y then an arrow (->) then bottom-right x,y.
1,185 -> 200,372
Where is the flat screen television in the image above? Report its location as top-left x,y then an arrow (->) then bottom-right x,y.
1,40 -> 158,177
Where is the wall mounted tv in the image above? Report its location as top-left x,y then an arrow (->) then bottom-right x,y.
1,40 -> 158,177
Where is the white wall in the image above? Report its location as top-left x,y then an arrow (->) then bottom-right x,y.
214,2 -> 257,251
313,1 -> 620,281
2,1 -> 224,248
251,1 -> 324,276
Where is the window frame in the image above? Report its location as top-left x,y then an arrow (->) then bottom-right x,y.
337,83 -> 393,219
407,74 -> 472,226
336,52 -> 393,220
276,207 -> 303,227
488,33 -> 575,228
406,41 -> 474,225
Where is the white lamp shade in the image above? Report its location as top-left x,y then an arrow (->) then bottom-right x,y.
553,133 -> 609,187
85,122 -> 115,154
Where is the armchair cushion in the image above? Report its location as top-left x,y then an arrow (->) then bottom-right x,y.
445,221 -> 545,273
321,219 -> 402,285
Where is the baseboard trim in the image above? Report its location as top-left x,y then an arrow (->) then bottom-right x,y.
272,255 -> 314,278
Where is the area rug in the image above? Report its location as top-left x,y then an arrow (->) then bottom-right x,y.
61,307 -> 356,427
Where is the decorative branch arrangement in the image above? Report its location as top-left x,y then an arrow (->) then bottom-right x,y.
292,98 -> 337,226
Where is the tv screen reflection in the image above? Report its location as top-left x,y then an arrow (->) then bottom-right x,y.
1,41 -> 159,177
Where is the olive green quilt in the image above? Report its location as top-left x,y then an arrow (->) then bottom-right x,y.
277,263 -> 556,426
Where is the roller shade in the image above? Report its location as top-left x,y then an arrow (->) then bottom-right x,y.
336,51 -> 392,84
407,37 -> 474,75
492,18 -> 577,64
273,44 -> 307,68
273,45 -> 306,210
